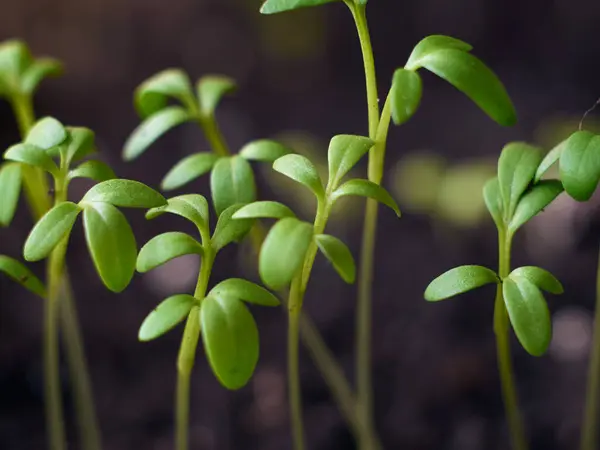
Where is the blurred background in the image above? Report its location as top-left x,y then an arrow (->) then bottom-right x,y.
1,0 -> 600,448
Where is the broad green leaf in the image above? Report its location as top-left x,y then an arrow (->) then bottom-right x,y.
209,278 -> 280,307
139,294 -> 196,341
327,135 -> 374,188
239,140 -> 292,162
232,201 -> 296,220
123,106 -> 193,161
390,69 -> 422,125
424,265 -> 499,301
68,160 -> 116,183
417,49 -> 516,126
0,40 -> 32,93
82,202 -> 137,292
497,142 -> 543,218
146,194 -> 210,232
259,217 -> 313,290
24,202 -> 81,261
20,58 -> 63,94
4,143 -> 58,176
81,179 -> 166,209
25,117 -> 67,150
315,234 -> 355,283
0,255 -> 46,297
134,69 -> 196,118
559,130 -> 600,201
509,266 -> 563,295
535,138 -> 567,183
260,0 -> 337,14
273,154 -> 324,199
210,156 -> 256,216
64,127 -> 96,164
503,277 -> 551,356
508,180 -> 563,233
333,179 -> 400,216
405,35 -> 473,71
0,163 -> 21,226
200,294 -> 259,390
136,232 -> 203,273
161,152 -> 220,191
211,204 -> 255,252
483,177 -> 504,229
196,75 -> 236,116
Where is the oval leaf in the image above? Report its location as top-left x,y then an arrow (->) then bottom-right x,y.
137,232 -> 203,273
25,117 -> 67,150
425,265 -> 499,301
483,177 -> 504,229
260,0 -> 337,14
161,152 -> 220,191
210,156 -> 257,216
391,68 -> 423,125
81,179 -> 166,209
232,201 -> 296,220
0,255 -> 46,297
315,234 -> 356,284
21,58 -> 63,94
138,294 -> 196,341
68,160 -> 116,183
559,130 -> 600,202
135,69 -> 196,118
327,135 -> 374,188
209,278 -> 280,307
0,162 -> 22,226
508,180 -> 563,233
333,179 -> 400,216
509,266 -> 563,295
211,204 -> 255,252
4,143 -> 58,175
146,194 -> 210,232
0,40 -> 32,93
273,154 -> 324,199
239,139 -> 292,162
196,75 -> 236,116
405,35 -> 473,70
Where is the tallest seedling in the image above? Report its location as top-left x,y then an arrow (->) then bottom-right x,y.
260,0 -> 516,447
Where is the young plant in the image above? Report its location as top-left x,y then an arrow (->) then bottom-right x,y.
425,142 -> 564,450
233,134 -> 400,449
135,195 -> 279,450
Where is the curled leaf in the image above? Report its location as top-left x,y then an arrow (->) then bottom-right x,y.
509,266 -> 563,295
405,35 -> 473,70
260,0 -> 337,14
4,143 -> 59,176
68,160 -> 116,183
211,204 -> 255,252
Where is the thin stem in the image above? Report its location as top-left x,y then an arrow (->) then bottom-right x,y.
198,114 -> 230,157
288,275 -> 306,450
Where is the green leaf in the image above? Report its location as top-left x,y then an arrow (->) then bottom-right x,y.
200,294 -> 259,390
390,69 -> 423,125
232,201 -> 296,220
498,142 -> 543,218
333,179 -> 400,216
81,179 -> 166,209
139,294 -> 196,341
0,255 -> 46,298
146,194 -> 210,232
210,156 -> 256,216
424,265 -> 499,301
68,160 -> 116,183
503,277 -> 552,356
82,202 -> 137,292
0,40 -> 32,94
23,202 -> 81,261
327,135 -> 374,188
64,127 -> 96,164
0,163 -> 21,226
508,180 -> 563,233
209,278 -> 280,307
260,0 -> 337,14
136,232 -> 203,273
4,143 -> 59,175
123,106 -> 193,161
259,217 -> 313,290
134,69 -> 196,118
211,204 -> 255,252
405,35 -> 473,70
196,75 -> 236,116
239,139 -> 292,162
483,177 -> 504,229
416,49 -> 516,126
559,130 -> 600,202
315,234 -> 356,283
535,138 -> 567,183
20,58 -> 63,94
509,266 -> 563,295
25,117 -> 67,150
273,154 -> 324,199
161,152 -> 220,191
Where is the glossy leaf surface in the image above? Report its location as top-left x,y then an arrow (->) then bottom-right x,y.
508,180 -> 563,233
405,35 -> 473,70
559,130 -> 600,201
425,265 -> 499,301
509,266 -> 563,295
146,194 -> 210,232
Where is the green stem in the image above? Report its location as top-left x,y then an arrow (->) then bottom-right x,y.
198,114 -> 230,157
581,245 -> 600,450
288,275 -> 306,450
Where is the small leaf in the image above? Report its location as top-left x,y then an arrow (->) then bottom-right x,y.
260,0 -> 337,14
20,58 -> 63,94
508,180 -> 563,233
161,152 -> 220,191
232,201 -> 296,220
81,179 -> 166,209
390,69 -> 423,125
146,194 -> 210,232
4,143 -> 59,175
82,202 -> 137,292
196,75 -> 236,116
200,294 -> 259,390
535,138 -> 567,183
0,255 -> 46,298
483,177 -> 504,229
69,160 -> 116,183
327,135 -> 374,188
503,277 -> 552,356
25,117 -> 67,150
509,266 -> 563,295
136,232 -> 203,273
559,130 -> 600,202
123,106 -> 193,161
259,217 -> 313,290
0,40 -> 32,94
139,294 -> 196,341
211,204 -> 255,252
24,202 -> 82,261
405,35 -> 473,70
315,234 -> 356,283
424,265 -> 499,301
64,127 -> 96,164
239,139 -> 292,162
209,278 -> 280,307
135,69 -> 196,118
0,163 -> 21,226
333,179 -> 400,216
210,156 -> 257,216
273,154 -> 324,199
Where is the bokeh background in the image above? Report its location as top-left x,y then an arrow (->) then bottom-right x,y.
1,0 -> 600,449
